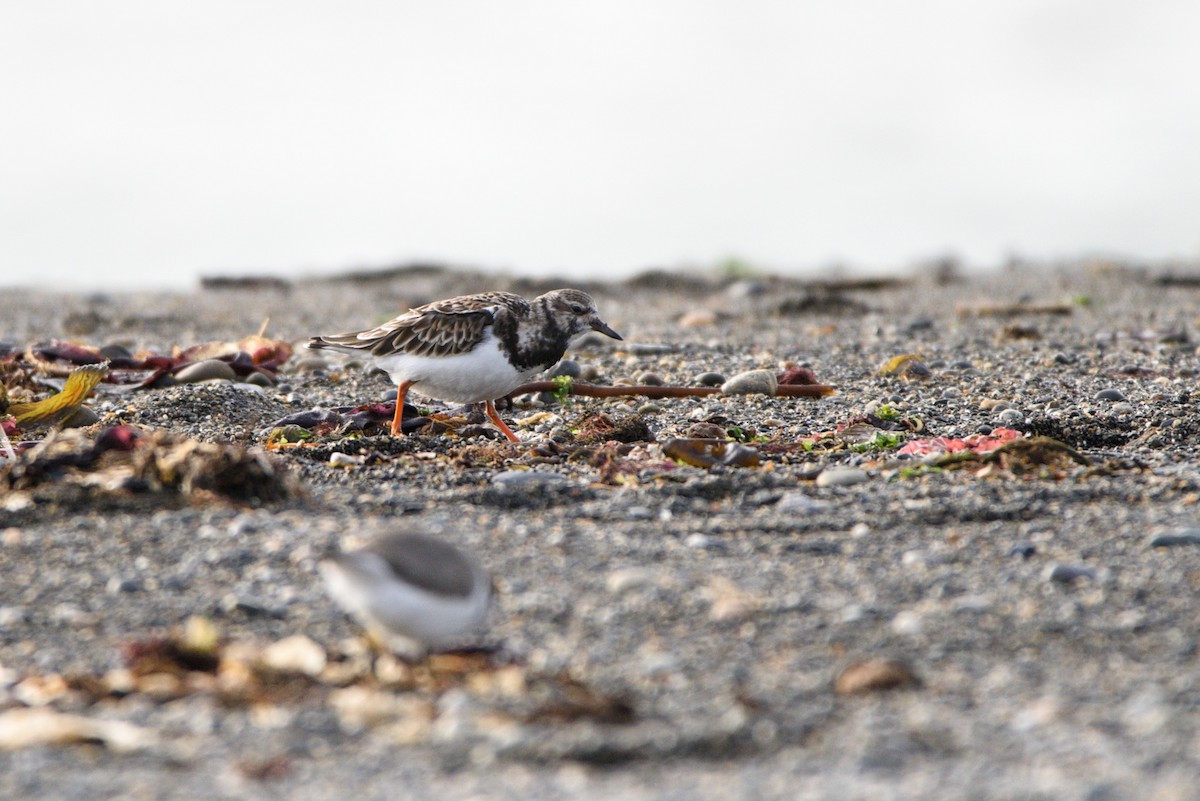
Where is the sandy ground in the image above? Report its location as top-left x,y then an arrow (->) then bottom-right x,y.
2,262 -> 1200,800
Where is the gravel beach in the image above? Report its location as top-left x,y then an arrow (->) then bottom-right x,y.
2,262 -> 1200,800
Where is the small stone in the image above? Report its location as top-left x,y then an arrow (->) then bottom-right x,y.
1008,541 -> 1037,559
1095,388 -> 1127,402
1110,402 -> 1134,416
1148,529 -> 1200,548
678,309 -> 718,328
637,403 -> 662,415
627,343 -> 678,355
695,372 -> 726,387
816,467 -> 869,488
549,360 -> 581,379
606,567 -> 662,595
62,407 -> 100,428
175,359 -> 237,383
996,408 -> 1024,425
261,635 -> 327,677
491,470 -> 566,489
244,372 -> 274,388
1044,564 -> 1096,583
685,422 -> 728,440
105,577 -> 141,595
775,493 -> 829,514
328,452 -> 365,468
891,610 -> 923,635
835,658 -> 920,695
721,370 -> 777,396
635,371 -> 664,386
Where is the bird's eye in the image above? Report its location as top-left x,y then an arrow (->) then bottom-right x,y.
570,303 -> 587,315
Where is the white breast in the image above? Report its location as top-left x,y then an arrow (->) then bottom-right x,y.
372,330 -> 542,404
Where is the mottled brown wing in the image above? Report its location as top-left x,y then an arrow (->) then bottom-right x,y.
311,292 -> 528,358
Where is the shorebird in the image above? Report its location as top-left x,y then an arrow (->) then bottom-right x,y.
318,532 -> 492,659
308,289 -> 621,441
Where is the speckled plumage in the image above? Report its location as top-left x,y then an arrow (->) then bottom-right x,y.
308,289 -> 622,440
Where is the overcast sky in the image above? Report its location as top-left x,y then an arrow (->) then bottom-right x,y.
2,1 -> 1198,290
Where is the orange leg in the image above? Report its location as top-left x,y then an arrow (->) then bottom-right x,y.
390,381 -> 413,436
484,399 -> 521,442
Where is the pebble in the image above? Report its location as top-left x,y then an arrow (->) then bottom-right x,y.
244,372 -> 274,388
1044,564 -> 1097,583
261,635 -> 327,677
637,403 -> 662,415
996,408 -> 1024,425
491,470 -> 567,489
834,658 -> 920,695
720,369 -> 777,396
627,343 -> 678,355
1148,529 -> 1200,548
328,452 -> 365,468
1095,388 -> 1127,402
775,493 -> 830,514
175,359 -> 237,383
891,610 -> 923,635
678,309 -> 718,328
635,371 -> 664,386
816,467 -> 869,488
63,407 -> 100,428
1008,541 -> 1037,559
606,567 -> 663,595
549,360 -> 581,379
695,371 -> 726,387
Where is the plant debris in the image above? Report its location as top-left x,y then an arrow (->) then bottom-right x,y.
663,438 -> 762,468
2,426 -> 296,503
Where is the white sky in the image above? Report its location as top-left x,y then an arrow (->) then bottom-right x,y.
2,1 -> 1199,289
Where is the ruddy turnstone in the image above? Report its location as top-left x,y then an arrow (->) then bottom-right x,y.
308,289 -> 622,441
318,532 -> 492,658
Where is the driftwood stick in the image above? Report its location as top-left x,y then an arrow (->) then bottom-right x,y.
510,380 -> 835,400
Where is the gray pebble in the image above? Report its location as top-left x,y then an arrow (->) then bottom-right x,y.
1095,388 -> 1127,402
996,408 -> 1024,425
1148,529 -> 1200,548
816,467 -> 869,488
720,369 -> 777,396
1008,541 -> 1037,559
244,372 -> 274,388
1044,564 -> 1097,583
491,470 -> 567,489
637,403 -> 663,415
635,371 -> 664,386
175,359 -> 237,383
606,567 -> 663,595
627,343 -> 678,355
775,493 -> 830,514
63,407 -> 100,428
549,360 -> 581,379
695,371 -> 726,387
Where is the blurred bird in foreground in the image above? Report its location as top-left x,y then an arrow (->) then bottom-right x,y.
319,532 -> 492,660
